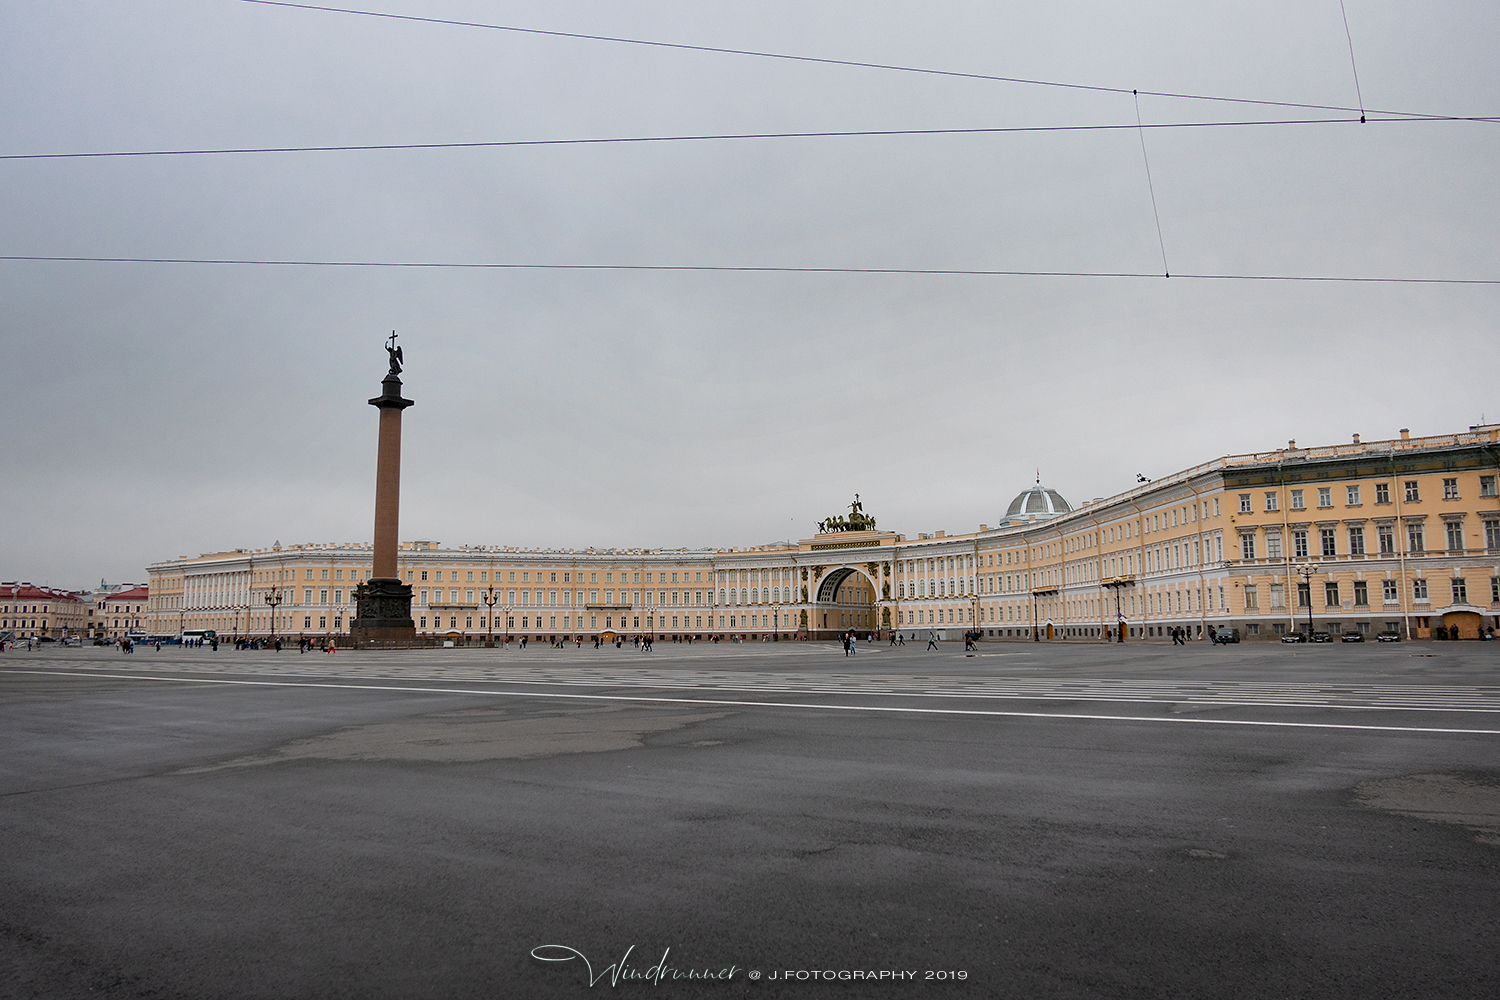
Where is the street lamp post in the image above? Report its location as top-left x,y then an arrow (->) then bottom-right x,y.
483,584 -> 498,647
1297,562 -> 1317,638
500,605 -> 513,646
771,602 -> 780,640
264,585 -> 283,649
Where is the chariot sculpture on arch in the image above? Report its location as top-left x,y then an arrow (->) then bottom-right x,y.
818,494 -> 877,534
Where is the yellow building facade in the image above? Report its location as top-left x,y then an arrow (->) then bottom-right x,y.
146,425 -> 1500,643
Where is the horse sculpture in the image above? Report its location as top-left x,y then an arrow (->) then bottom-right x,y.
818,495 -> 876,533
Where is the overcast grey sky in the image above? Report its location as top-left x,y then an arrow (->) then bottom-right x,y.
3,0 -> 1496,588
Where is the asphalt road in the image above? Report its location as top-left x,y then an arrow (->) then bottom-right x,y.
2,641 -> 1498,999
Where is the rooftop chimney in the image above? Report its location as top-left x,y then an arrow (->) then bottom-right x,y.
1352,433 -> 1361,444
1288,439 -> 1296,449
1400,428 -> 1410,440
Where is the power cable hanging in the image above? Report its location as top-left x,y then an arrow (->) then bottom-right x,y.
1134,92 -> 1170,278
1339,1 -> 1368,123
2,255 -> 1494,284
0,116 -> 1388,162
230,0 -> 1491,125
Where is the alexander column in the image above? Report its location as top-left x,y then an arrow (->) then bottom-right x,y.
351,333 -> 416,644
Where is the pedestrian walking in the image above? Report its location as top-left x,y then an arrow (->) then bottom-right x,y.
927,630 -> 938,651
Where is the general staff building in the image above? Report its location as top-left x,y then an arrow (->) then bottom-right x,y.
144,425 -> 1500,644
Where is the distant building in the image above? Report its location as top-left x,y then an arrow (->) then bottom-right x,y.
0,583 -> 87,641
96,585 -> 150,640
145,425 -> 1500,642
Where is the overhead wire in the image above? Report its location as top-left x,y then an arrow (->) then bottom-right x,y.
1339,0 -> 1368,123
1133,92 -> 1170,277
2,255 -> 1494,285
230,0 -> 1497,125
0,116 -> 1403,162
3,5 -> 1491,286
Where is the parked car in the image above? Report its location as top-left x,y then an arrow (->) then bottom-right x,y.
1281,631 -> 1307,643
1376,630 -> 1402,642
1341,631 -> 1365,642
1212,626 -> 1240,644
1311,632 -> 1334,643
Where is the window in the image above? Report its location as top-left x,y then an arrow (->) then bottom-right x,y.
1266,531 -> 1282,559
1346,486 -> 1360,506
1445,521 -> 1465,553
320,570 -> 329,581
1353,581 -> 1368,606
1239,494 -> 1252,514
1244,585 -> 1258,610
1443,478 -> 1459,500
1377,524 -> 1395,554
1347,526 -> 1365,555
1319,527 -> 1337,557
1370,482 -> 1388,505
1213,498 -> 1220,517
1325,581 -> 1340,607
1290,489 -> 1305,510
1404,480 -> 1420,503
1413,578 -> 1428,601
1482,475 -> 1498,498
1297,582 -> 1311,608
1408,523 -> 1425,553
1293,530 -> 1309,559
1240,533 -> 1257,560
1317,487 -> 1333,508
1452,577 -> 1468,604
1493,577 -> 1500,604
466,571 -> 474,582
1487,520 -> 1500,551
1270,583 -> 1284,608
1264,492 -> 1279,512
1382,579 -> 1398,602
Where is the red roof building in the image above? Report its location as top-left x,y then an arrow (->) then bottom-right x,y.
0,583 -> 87,640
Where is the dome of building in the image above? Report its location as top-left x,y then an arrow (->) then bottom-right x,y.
1004,483 -> 1072,520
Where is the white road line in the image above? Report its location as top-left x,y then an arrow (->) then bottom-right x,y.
44,665 -> 1500,713
7,669 -> 1500,736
